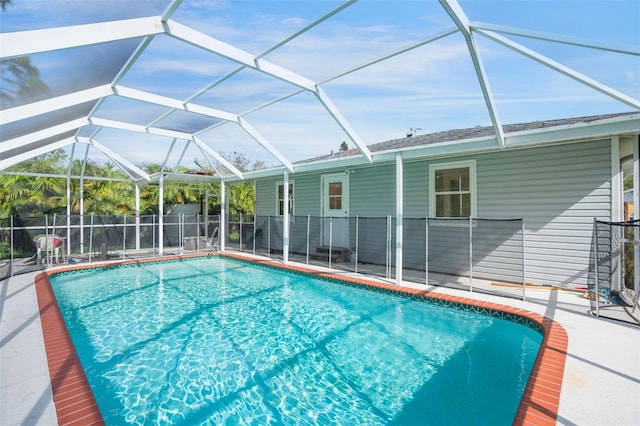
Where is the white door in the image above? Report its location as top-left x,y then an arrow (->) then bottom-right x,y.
322,173 -> 349,248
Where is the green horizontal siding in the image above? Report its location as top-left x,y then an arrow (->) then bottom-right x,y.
253,139 -> 611,287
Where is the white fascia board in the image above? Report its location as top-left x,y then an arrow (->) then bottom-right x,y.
192,136 -> 244,179
185,103 -> 238,123
89,139 -> 151,182
1,17 -> 164,59
373,137 -> 499,163
315,87 -> 373,162
115,86 -> 184,110
236,155 -> 371,181
238,118 -> 295,172
2,117 -> 88,152
477,29 -> 640,110
470,21 -> 640,56
1,137 -> 75,171
166,20 -> 316,92
291,155 -> 371,174
505,115 -> 640,147
1,85 -> 113,124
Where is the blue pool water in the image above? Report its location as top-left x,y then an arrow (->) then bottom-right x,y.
50,257 -> 542,425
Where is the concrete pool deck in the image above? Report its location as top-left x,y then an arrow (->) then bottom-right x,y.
1,255 -> 639,425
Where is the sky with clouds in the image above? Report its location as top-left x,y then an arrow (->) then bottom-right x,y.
2,0 -> 639,172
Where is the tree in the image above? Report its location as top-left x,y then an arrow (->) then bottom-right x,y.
1,57 -> 50,106
339,141 -> 349,152
0,150 -> 67,216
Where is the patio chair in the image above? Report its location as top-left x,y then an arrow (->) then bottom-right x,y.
34,234 -> 65,265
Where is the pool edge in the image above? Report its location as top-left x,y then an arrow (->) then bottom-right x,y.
36,253 -> 567,425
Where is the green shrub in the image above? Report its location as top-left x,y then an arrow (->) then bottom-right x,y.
0,242 -> 22,260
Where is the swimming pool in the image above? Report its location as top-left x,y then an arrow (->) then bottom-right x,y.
49,256 -> 543,425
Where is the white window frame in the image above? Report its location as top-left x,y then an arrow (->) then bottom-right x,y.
429,159 -> 477,219
276,181 -> 295,216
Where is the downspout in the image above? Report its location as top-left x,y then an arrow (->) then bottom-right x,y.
611,136 -> 622,291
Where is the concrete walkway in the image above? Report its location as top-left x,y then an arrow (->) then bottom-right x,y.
1,264 -> 639,425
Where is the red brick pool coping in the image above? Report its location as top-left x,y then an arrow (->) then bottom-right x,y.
35,253 -> 567,425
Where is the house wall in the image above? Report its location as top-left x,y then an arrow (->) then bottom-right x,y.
254,138 -> 612,287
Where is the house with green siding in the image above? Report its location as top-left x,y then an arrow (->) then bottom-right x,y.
246,112 -> 640,289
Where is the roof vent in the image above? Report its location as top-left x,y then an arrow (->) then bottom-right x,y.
406,127 -> 422,138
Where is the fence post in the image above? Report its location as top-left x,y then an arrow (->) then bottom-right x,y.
306,215 -> 310,264
122,214 -> 127,260
469,216 -> 473,292
268,215 -> 271,257
152,214 -> 156,257
10,216 -> 14,277
425,217 -> 429,286
329,217 -> 333,270
238,213 -> 243,251
386,215 -> 391,279
44,214 -> 49,268
197,213 -> 201,252
88,214 -> 94,263
522,218 -> 526,301
594,219 -> 600,317
355,216 -> 359,274
80,212 -> 84,255
252,215 -> 256,255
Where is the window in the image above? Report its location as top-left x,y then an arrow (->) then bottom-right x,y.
328,182 -> 342,209
276,182 -> 294,216
429,160 -> 476,218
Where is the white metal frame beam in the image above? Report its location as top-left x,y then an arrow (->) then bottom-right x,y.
86,138 -> 151,182
86,117 -> 245,178
1,137 -> 76,170
192,136 -> 244,179
476,29 -> 640,111
470,21 -> 640,56
0,85 -> 112,125
0,17 -> 164,59
165,20 -> 317,92
439,0 -> 505,148
238,118 -> 295,172
1,117 -> 88,153
114,86 -> 239,123
315,88 -> 373,161
164,19 -> 370,162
